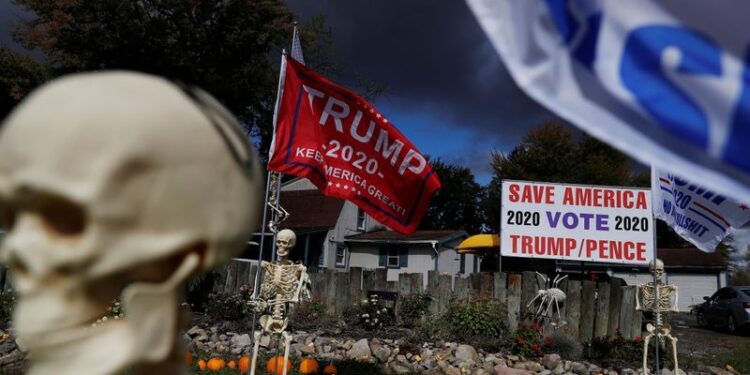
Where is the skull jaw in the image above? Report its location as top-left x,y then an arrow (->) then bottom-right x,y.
22,253 -> 200,375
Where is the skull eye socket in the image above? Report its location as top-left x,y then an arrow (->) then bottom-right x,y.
35,195 -> 86,237
15,191 -> 86,237
0,201 -> 17,232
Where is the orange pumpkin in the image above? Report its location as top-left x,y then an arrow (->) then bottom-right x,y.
184,352 -> 194,366
266,356 -> 293,375
299,358 -> 319,374
238,355 -> 252,372
206,358 -> 226,371
197,359 -> 207,371
227,360 -> 236,369
323,363 -> 337,374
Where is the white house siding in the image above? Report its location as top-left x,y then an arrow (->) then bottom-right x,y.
614,271 -> 724,312
320,201 -> 385,269
667,273 -> 721,311
438,246 -> 477,276
347,237 -> 472,288
612,272 -> 654,287
282,178 -> 318,191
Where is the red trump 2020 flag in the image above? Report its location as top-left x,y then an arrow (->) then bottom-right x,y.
268,55 -> 441,234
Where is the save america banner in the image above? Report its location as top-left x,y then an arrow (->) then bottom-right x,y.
501,180 -> 653,265
652,169 -> 750,252
466,0 -> 750,204
268,55 -> 441,234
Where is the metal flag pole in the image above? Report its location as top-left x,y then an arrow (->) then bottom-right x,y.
247,47 -> 288,373
652,215 -> 660,375
247,20 -> 304,374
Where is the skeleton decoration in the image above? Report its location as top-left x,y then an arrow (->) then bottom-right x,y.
0,72 -> 262,375
247,229 -> 311,375
526,272 -> 568,327
635,259 -> 680,375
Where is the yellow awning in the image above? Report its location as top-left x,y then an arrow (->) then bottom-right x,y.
457,234 -> 500,254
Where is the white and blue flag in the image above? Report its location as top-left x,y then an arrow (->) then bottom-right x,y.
466,0 -> 750,204
652,168 -> 750,252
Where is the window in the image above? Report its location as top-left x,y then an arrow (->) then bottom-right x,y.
379,246 -> 407,269
356,208 -> 366,231
459,254 -> 466,274
335,245 -> 347,267
387,247 -> 400,268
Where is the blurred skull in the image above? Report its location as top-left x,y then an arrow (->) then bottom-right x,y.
649,258 -> 665,282
0,72 -> 262,375
275,229 -> 296,259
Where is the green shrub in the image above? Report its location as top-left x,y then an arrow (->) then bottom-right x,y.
349,294 -> 390,331
288,300 -> 338,330
512,322 -> 556,357
0,289 -> 15,321
547,331 -> 583,360
205,285 -> 254,321
585,330 -> 643,367
398,293 -> 432,327
445,300 -> 508,338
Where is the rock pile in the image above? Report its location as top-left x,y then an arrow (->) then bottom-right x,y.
184,325 -> 724,375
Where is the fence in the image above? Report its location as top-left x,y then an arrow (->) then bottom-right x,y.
213,261 -> 644,342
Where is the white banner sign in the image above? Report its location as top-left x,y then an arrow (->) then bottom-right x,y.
501,180 -> 653,265
652,169 -> 750,252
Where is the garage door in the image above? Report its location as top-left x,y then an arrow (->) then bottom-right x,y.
667,274 -> 719,311
613,272 -> 654,286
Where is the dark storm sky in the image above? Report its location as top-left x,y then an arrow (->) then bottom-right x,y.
283,0 -> 560,183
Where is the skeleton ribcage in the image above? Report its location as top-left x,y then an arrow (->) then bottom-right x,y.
259,263 -> 302,301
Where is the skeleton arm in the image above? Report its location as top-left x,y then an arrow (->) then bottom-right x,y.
292,265 -> 310,303
635,285 -> 643,311
668,284 -> 679,312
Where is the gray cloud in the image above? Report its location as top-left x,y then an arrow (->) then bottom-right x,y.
284,0 -> 560,177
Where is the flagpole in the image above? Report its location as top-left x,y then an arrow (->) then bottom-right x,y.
652,222 -> 660,375
650,165 -> 660,375
247,47 -> 288,372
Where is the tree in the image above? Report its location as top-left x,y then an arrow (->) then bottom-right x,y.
0,46 -> 49,120
419,158 -> 486,234
9,0 -> 339,158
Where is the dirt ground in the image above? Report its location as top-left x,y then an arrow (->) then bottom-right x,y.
669,312 -> 750,366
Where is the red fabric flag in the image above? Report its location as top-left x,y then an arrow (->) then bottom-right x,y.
268,56 -> 441,234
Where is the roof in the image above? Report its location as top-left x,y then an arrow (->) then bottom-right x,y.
458,234 -> 500,254
658,248 -> 727,268
556,247 -> 728,271
272,190 -> 344,232
345,229 -> 468,244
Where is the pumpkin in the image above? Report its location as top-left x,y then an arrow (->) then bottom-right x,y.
266,356 -> 293,375
184,352 -> 194,366
299,358 -> 319,374
238,355 -> 252,372
323,363 -> 337,374
206,358 -> 226,371
197,359 -> 207,371
227,360 -> 236,369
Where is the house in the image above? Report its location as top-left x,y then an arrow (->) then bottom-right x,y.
242,178 -> 475,283
556,247 -> 728,311
345,229 -> 471,286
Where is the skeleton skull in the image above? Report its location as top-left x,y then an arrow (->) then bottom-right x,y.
0,72 -> 262,375
276,229 -> 296,259
649,258 -> 665,282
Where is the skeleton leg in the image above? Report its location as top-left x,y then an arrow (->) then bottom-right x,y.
666,333 -> 679,374
250,330 -> 262,375
281,331 -> 293,375
642,332 -> 654,375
